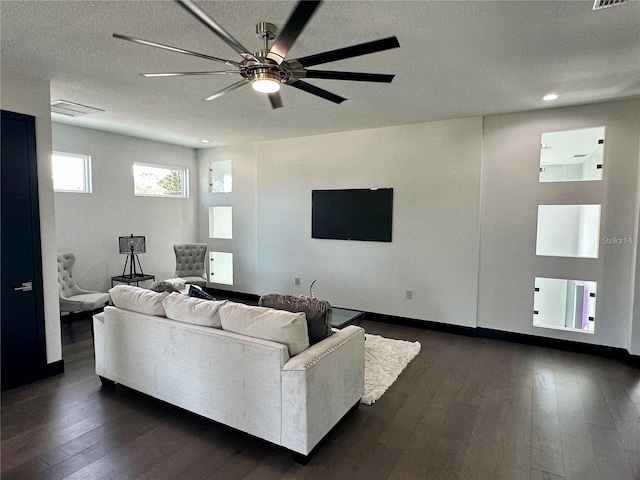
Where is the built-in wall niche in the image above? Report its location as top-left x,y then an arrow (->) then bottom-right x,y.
209,251 -> 233,285
210,160 -> 232,193
533,277 -> 596,333
536,204 -> 601,258
209,206 -> 232,239
539,126 -> 605,183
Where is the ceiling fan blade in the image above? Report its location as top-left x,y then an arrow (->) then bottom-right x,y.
142,71 -> 238,77
176,0 -> 254,59
113,33 -> 238,66
204,80 -> 248,101
266,0 -> 322,65
295,36 -> 400,68
288,80 -> 346,104
268,92 -> 284,109
303,70 -> 395,83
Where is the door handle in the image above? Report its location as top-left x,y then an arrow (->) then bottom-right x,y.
14,282 -> 33,292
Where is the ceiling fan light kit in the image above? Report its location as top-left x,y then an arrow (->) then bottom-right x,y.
251,69 -> 281,93
114,0 -> 399,109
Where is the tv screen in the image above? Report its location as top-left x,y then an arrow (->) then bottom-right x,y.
312,188 -> 393,242
119,235 -> 146,254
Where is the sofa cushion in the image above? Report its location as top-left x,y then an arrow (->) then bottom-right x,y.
219,303 -> 309,356
108,285 -> 168,316
258,294 -> 333,345
162,293 -> 226,328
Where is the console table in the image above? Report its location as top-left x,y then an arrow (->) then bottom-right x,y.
331,307 -> 365,329
111,274 -> 155,288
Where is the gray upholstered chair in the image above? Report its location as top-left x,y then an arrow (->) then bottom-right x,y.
57,252 -> 110,317
173,243 -> 208,287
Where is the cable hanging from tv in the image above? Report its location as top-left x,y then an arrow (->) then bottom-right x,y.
119,234 -> 146,278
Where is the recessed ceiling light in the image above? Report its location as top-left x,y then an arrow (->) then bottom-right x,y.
200,139 -> 212,144
542,94 -> 559,101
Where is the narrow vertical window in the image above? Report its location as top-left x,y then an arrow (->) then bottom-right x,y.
210,160 -> 232,193
209,206 -> 233,239
209,251 -> 233,285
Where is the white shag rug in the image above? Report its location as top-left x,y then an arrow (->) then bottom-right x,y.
361,333 -> 421,405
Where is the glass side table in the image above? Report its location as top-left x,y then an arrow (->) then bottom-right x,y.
331,307 -> 365,329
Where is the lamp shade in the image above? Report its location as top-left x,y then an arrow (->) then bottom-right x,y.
119,235 -> 146,254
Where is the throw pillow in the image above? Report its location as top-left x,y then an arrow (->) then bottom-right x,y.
219,303 -> 309,356
258,294 -> 333,345
108,285 -> 168,316
188,285 -> 217,301
162,293 -> 226,328
149,281 -> 180,293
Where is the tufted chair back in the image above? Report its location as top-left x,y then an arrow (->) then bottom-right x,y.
174,243 -> 208,279
57,252 -> 82,298
56,252 -> 109,315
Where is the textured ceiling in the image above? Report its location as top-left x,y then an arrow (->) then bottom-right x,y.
1,0 -> 639,148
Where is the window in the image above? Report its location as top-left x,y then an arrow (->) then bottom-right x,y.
536,204 -> 601,258
52,152 -> 92,193
133,163 -> 189,198
539,126 -> 605,183
209,160 -> 232,193
209,206 -> 233,239
209,251 -> 233,285
533,277 -> 596,333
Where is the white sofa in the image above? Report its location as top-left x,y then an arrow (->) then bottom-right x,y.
93,286 -> 365,460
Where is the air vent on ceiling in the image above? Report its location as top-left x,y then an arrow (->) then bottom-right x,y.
51,100 -> 105,117
593,0 -> 629,10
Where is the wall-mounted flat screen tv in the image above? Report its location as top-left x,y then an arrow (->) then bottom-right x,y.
312,188 -> 393,242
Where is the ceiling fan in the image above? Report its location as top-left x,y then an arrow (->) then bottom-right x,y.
113,0 -> 399,109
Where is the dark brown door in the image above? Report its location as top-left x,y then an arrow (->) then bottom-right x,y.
1,110 -> 47,391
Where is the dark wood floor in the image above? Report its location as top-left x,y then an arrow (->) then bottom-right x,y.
2,318 -> 639,480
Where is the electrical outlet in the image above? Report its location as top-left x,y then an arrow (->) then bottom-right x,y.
406,289 -> 413,300
295,276 -> 300,286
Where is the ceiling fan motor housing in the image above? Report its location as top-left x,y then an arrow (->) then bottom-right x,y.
250,66 -> 282,83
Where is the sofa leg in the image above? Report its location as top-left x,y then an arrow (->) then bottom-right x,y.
98,375 -> 116,388
291,452 -> 310,465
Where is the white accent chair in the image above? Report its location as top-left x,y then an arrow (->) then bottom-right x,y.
173,243 -> 208,287
57,253 -> 110,321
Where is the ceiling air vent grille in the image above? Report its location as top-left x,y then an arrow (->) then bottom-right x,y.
51,100 -> 105,117
593,0 -> 629,10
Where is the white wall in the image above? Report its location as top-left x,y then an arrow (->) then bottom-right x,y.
632,134 -> 640,356
1,70 -> 62,364
197,102 -> 640,351
479,99 -> 640,349
52,123 -> 198,290
199,118 -> 483,327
